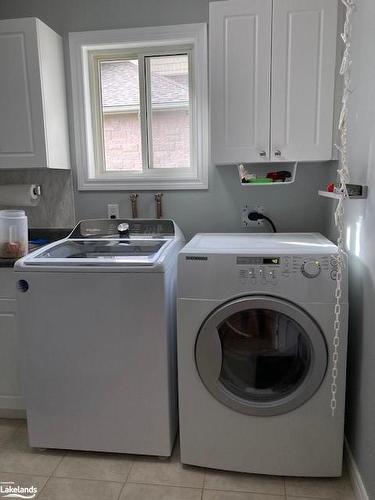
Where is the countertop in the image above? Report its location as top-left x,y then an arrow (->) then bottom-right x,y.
0,228 -> 71,268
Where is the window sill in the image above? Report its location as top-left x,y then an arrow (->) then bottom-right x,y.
78,176 -> 208,191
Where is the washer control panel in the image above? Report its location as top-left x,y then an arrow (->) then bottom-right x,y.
237,254 -> 338,285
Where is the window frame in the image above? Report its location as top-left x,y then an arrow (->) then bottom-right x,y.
69,24 -> 208,190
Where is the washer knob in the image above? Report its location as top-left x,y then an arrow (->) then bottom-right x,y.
301,260 -> 321,278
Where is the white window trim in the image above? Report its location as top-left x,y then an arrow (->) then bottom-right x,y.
69,23 -> 208,191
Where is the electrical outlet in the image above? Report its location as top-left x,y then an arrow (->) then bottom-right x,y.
107,204 -> 120,219
242,205 -> 264,227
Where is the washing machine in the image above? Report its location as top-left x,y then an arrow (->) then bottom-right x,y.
15,218 -> 184,457
177,233 -> 348,476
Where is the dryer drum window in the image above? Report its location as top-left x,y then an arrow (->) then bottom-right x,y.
219,309 -> 312,402
195,296 -> 328,416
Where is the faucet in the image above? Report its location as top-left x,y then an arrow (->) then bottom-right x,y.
154,193 -> 163,219
129,193 -> 138,218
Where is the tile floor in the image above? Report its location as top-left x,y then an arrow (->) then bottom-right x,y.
0,419 -> 355,500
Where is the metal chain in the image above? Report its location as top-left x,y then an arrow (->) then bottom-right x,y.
330,246 -> 344,416
331,0 -> 356,416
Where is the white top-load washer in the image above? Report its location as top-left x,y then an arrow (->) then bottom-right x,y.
177,233 -> 348,476
15,219 -> 185,457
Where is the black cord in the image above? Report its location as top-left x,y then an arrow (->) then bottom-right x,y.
262,215 -> 277,233
248,212 -> 277,233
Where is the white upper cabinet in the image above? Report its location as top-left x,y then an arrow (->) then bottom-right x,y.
210,0 -> 272,164
0,18 -> 70,169
210,0 -> 338,164
271,0 -> 338,161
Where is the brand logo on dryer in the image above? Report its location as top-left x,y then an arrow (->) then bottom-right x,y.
185,256 -> 208,261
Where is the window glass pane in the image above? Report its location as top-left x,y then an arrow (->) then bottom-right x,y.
218,309 -> 312,402
100,59 -> 143,171
148,55 -> 191,169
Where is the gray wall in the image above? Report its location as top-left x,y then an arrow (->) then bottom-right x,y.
0,0 -> 335,238
326,1 -> 375,497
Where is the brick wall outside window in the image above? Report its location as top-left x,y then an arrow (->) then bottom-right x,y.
103,109 -> 190,171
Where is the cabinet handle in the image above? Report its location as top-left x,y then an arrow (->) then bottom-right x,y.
259,151 -> 267,158
274,150 -> 282,157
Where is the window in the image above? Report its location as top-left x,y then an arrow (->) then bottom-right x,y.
69,24 -> 208,190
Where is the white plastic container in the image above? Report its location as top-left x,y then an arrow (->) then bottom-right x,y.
0,210 -> 28,259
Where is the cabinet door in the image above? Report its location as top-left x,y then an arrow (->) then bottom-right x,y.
271,0 -> 338,161
0,18 -> 46,168
0,299 -> 24,410
210,0 -> 272,164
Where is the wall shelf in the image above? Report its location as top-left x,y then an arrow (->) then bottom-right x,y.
318,186 -> 368,200
237,162 -> 298,187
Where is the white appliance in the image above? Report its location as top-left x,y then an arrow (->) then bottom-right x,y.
15,219 -> 185,457
177,233 -> 348,476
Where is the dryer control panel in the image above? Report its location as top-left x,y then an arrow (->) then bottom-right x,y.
237,255 -> 338,286
178,233 -> 345,303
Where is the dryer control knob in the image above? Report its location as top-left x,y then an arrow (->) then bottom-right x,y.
301,260 -> 321,278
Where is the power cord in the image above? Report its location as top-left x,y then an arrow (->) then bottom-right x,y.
248,212 -> 277,233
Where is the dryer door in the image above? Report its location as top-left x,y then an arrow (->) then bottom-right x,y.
195,296 -> 328,416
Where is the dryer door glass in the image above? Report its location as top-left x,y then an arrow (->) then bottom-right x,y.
218,309 -> 311,402
195,296 -> 328,416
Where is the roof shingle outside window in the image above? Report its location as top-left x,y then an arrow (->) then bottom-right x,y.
101,60 -> 189,108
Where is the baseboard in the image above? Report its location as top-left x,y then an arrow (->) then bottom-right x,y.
0,409 -> 26,419
345,438 -> 369,500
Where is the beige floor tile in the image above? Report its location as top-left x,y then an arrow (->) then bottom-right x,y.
285,476 -> 355,499
1,424 -> 30,450
286,497 -> 354,500
0,424 -> 63,475
120,483 -> 203,500
203,491 -> 285,500
0,447 -> 65,476
0,419 -> 22,446
53,450 -> 133,482
0,421 -> 65,476
0,472 -> 48,498
204,470 -> 285,495
128,454 -> 205,488
285,497 -> 343,500
38,477 -> 123,500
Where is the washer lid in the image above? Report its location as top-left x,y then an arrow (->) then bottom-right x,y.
18,218 -> 181,267
69,218 -> 176,238
23,238 -> 171,266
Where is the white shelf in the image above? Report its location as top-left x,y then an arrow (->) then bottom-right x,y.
238,162 -> 297,187
318,191 -> 341,199
318,188 -> 368,200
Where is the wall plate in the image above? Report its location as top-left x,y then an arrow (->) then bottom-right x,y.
242,205 -> 264,227
107,204 -> 120,219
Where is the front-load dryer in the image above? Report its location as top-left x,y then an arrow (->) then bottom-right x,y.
177,233 -> 348,476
